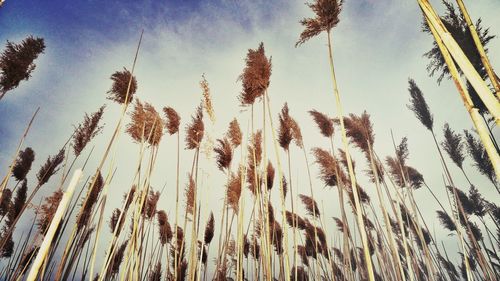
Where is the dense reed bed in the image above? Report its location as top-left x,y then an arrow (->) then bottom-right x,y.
0,0 -> 499,280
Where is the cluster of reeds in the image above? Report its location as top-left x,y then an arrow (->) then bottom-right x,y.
0,0 -> 499,280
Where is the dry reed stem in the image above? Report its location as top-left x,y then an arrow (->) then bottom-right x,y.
454,0 -> 500,97
418,0 -> 500,121
26,169 -> 82,281
418,0 -> 500,181
325,29 -> 375,281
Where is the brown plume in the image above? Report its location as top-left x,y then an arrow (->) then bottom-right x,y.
163,106 -> 181,135
238,42 -> 272,106
266,161 -> 275,190
200,74 -> 216,123
37,148 -> 65,186
227,170 -> 242,213
36,189 -> 63,232
204,212 -> 215,244
157,210 -> 172,245
12,147 -> 35,181
214,137 -> 232,171
227,118 -> 242,148
296,0 -> 344,46
185,105 -> 204,150
343,111 -> 374,160
76,172 -> 104,230
299,194 -> 320,218
312,147 -> 342,187
278,103 -> 293,150
309,109 -> 334,138
106,67 -> 137,104
72,105 -> 105,156
126,99 -> 164,146
185,174 -> 196,217
407,79 -> 434,131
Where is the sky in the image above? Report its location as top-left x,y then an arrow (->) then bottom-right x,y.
0,0 -> 499,277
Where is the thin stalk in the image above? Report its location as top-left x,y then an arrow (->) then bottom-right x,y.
326,29 -> 375,281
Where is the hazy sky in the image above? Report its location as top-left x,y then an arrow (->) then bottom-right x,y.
0,0 -> 499,274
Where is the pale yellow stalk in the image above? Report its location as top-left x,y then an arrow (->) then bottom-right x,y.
418,0 -> 500,179
454,0 -> 500,98
26,169 -> 83,281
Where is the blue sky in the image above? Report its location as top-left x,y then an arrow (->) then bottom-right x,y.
0,0 -> 499,274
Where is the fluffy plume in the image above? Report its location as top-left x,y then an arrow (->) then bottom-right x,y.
157,210 -> 172,245
204,212 -> 215,244
441,123 -> 465,169
309,109 -> 334,138
436,210 -> 456,232
163,106 -> 181,135
144,190 -> 160,220
12,147 -> 35,181
227,118 -> 242,148
0,36 -> 45,98
238,42 -> 272,106
243,235 -> 250,258
227,170 -> 242,212
291,266 -> 309,281
76,172 -> 104,230
109,208 -> 123,234
278,103 -> 293,150
347,184 -> 371,206
214,138 -> 232,171
0,188 -> 12,216
36,189 -> 63,232
290,118 -> 303,148
448,186 -> 475,215
149,262 -> 162,281
124,185 -> 136,209
297,245 -> 309,266
106,67 -> 137,104
343,111 -> 374,159
405,166 -> 424,189
386,156 -> 404,186
282,176 -> 288,198
36,148 -> 65,186
296,0 -> 344,46
386,138 -> 424,189
332,217 -> 345,233
278,103 -> 302,150
271,221 -> 283,254
250,237 -> 261,260
250,131 -> 263,166
247,131 -> 262,194
72,106 -> 105,156
126,99 -> 164,146
185,175 -> 196,217
338,148 -> 354,174
299,194 -> 320,218
185,105 -> 204,150
407,79 -> 434,131
200,74 -> 216,123
110,242 -> 127,278
285,211 -> 307,230
464,130 -> 496,184
0,232 -> 14,258
266,161 -> 275,190
395,137 -> 409,166
312,147 -> 342,187
6,179 -> 27,227
468,185 -> 486,217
